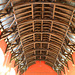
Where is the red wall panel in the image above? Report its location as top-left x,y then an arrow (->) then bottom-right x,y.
0,39 -> 7,53
3,51 -> 11,67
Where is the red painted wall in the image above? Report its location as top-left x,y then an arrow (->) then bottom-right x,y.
22,61 -> 57,75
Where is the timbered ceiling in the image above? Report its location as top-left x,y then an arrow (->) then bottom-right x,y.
0,0 -> 75,74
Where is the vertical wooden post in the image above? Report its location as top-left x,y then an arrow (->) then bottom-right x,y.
32,4 -> 34,19
53,4 -> 55,19
42,4 -> 44,19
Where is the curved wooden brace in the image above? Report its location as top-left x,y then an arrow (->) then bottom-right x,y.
21,32 -> 63,40
23,41 -> 61,49
24,49 -> 58,55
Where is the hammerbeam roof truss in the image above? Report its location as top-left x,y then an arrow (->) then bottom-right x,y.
0,0 -> 75,74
